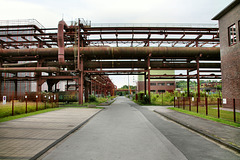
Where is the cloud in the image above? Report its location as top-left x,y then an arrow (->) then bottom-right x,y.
0,0 -> 233,26
0,0 -> 60,27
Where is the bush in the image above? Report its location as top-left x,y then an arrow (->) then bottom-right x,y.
141,94 -> 150,104
89,95 -> 97,102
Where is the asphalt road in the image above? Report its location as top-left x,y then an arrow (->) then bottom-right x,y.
41,97 -> 240,160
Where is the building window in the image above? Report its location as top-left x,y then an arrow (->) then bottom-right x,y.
158,90 -> 165,93
158,83 -> 165,86
150,83 -> 156,86
167,83 -> 174,86
228,24 -> 237,46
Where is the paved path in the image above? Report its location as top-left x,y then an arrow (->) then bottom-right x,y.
41,97 -> 240,160
154,107 -> 240,151
0,108 -> 101,160
42,97 -> 187,160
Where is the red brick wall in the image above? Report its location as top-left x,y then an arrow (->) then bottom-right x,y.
218,3 -> 240,108
137,81 -> 175,93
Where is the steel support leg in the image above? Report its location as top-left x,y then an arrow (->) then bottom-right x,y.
196,57 -> 200,101
144,72 -> 147,96
148,53 -> 151,103
187,69 -> 190,97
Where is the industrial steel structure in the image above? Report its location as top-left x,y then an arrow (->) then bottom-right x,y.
0,19 -> 221,103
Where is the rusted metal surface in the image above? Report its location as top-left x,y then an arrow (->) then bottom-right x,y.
57,20 -> 68,63
0,47 -> 220,60
0,67 -> 59,73
84,61 -> 221,69
0,20 -> 222,105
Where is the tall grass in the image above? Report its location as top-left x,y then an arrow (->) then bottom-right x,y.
0,101 -> 58,118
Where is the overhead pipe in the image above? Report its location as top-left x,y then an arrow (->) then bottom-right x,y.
57,20 -> 68,63
3,62 -> 38,67
0,67 -> 60,73
84,61 -> 221,69
0,47 -> 220,60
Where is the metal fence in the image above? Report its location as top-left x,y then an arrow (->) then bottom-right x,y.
0,92 -> 59,118
173,97 -> 240,123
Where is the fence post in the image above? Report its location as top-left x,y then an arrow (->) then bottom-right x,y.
36,94 -> 38,111
197,97 -> 199,113
25,93 -> 28,113
205,97 -> 208,116
12,94 -> 14,116
174,97 -> 175,107
45,95 -> 47,109
183,97 -> 185,110
233,99 -> 236,122
189,97 -> 191,111
162,93 -> 163,106
178,97 -> 180,108
217,98 -> 220,118
51,94 -> 53,108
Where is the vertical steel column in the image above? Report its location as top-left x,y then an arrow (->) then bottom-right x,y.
80,58 -> 84,104
66,80 -> 68,91
148,53 -> 151,103
37,59 -> 43,102
187,69 -> 190,97
85,81 -> 89,102
0,60 -> 2,99
77,19 -> 80,70
14,78 -> 17,99
144,72 -> 147,96
196,57 -> 200,101
217,98 -> 220,118
78,19 -> 84,104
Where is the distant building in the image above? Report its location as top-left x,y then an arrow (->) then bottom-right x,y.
137,70 -> 175,94
212,0 -> 240,108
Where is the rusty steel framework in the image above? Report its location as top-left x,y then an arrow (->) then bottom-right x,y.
0,19 -> 221,103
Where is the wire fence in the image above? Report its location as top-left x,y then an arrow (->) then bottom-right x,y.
173,97 -> 240,123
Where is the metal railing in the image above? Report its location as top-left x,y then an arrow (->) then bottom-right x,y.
173,97 -> 240,123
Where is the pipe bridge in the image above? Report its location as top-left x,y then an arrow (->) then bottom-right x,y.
0,19 -> 221,104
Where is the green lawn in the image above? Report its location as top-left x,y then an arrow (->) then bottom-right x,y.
169,107 -> 240,127
0,101 -> 58,118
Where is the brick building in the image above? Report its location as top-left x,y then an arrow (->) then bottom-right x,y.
137,70 -> 175,94
212,0 -> 240,108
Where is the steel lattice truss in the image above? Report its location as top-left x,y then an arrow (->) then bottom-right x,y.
0,20 -> 219,49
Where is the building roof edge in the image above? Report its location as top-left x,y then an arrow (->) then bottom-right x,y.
212,0 -> 240,20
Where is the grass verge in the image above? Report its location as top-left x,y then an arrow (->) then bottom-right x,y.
168,107 -> 240,128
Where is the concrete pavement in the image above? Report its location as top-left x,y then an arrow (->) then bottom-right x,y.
41,97 -> 187,160
128,101 -> 240,160
41,97 -> 240,160
0,108 -> 101,160
154,107 -> 240,152
1,97 -> 239,160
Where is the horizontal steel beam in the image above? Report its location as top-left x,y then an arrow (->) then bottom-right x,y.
84,61 -> 221,69
0,67 -> 60,73
0,47 -> 220,60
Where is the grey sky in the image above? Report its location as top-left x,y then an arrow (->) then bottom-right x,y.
0,0 -> 233,88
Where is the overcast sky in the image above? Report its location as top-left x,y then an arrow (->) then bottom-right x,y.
0,0 -> 233,88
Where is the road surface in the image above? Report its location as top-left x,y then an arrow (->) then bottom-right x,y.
41,96 -> 240,160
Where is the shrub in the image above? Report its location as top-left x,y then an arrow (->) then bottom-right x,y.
141,94 -> 150,104
89,95 -> 97,102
